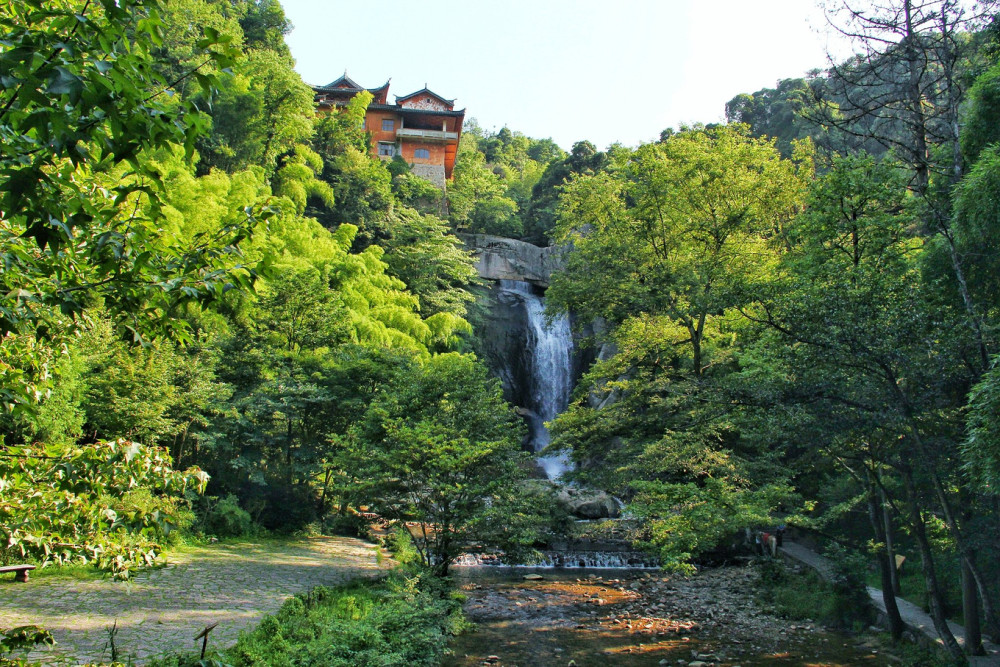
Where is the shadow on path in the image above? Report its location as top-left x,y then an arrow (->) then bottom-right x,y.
0,536 -> 391,665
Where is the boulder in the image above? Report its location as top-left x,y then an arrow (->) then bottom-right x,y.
556,487 -> 621,520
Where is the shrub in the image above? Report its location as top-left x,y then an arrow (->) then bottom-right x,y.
0,439 -> 207,579
381,525 -> 422,569
197,495 -> 254,538
824,543 -> 875,630
322,512 -> 369,538
149,573 -> 467,667
758,552 -> 874,630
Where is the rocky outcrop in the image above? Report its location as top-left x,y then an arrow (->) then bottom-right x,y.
556,487 -> 622,520
476,282 -> 533,407
459,234 -> 566,287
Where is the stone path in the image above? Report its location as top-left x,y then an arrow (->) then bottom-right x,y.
780,540 -> 1000,665
0,537 -> 390,665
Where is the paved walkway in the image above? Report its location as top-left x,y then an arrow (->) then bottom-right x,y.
0,537 -> 390,665
780,541 -> 1000,665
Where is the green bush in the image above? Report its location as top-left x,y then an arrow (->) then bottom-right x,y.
0,440 -> 208,579
322,512 -> 369,538
380,526 -> 422,569
149,573 -> 467,667
824,543 -> 875,630
197,495 -> 254,538
758,553 -> 874,630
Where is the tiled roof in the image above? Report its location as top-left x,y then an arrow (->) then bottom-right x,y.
395,86 -> 455,106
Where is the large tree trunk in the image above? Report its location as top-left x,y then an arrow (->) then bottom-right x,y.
868,472 -> 906,641
880,486 -> 901,595
900,465 -> 964,659
928,472 -> 1000,642
963,559 -> 985,656
900,1 -> 990,367
902,0 -> 932,198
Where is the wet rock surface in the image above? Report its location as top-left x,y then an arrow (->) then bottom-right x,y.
555,487 -> 621,519
446,565 -> 894,666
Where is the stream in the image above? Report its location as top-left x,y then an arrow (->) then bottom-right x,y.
470,286 -> 895,665
445,566 -> 896,667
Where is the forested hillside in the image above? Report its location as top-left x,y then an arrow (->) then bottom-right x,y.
544,2 -> 1000,657
4,0 -> 1000,663
0,0 -> 531,580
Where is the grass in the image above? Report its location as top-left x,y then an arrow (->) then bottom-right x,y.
756,557 -> 874,631
28,562 -> 105,582
147,571 -> 469,667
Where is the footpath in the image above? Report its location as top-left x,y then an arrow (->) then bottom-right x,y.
780,540 -> 1000,665
0,536 -> 390,665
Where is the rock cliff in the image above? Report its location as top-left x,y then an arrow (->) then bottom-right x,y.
458,234 -> 566,287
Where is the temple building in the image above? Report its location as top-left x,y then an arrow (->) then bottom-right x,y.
313,73 -> 465,188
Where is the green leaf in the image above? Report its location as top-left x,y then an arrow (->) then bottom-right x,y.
45,66 -> 83,96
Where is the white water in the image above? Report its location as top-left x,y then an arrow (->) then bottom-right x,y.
498,280 -> 574,481
451,550 -> 660,569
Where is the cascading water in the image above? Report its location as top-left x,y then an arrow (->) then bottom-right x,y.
498,280 -> 574,481
451,550 -> 659,569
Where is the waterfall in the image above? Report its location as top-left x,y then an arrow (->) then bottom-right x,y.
498,280 -> 573,481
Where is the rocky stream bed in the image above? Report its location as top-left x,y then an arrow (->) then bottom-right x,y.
445,565 -> 898,667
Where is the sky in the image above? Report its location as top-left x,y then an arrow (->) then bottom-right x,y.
280,1 -> 854,151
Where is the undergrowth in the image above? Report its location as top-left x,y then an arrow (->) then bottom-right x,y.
756,556 -> 957,666
756,553 -> 874,631
147,572 -> 469,667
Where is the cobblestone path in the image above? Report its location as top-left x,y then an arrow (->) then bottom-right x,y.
0,537 -> 389,665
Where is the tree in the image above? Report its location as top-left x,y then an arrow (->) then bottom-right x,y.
739,153 -> 989,655
725,78 -> 825,157
966,356 -> 1000,491
0,0 -> 265,410
196,48 -> 315,176
547,126 -> 808,567
447,145 -> 520,236
378,207 -> 479,320
346,354 -> 533,575
549,125 -> 808,375
524,140 -> 607,244
817,0 -> 1000,369
961,62 -> 1000,164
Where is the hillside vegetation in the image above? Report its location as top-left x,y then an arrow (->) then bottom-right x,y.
3,0 -> 1000,662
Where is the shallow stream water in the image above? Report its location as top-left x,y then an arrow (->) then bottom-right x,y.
445,567 -> 895,667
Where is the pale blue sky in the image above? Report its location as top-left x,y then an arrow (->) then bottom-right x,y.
281,1 -> 849,150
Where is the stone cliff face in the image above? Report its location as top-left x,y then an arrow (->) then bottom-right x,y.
465,236 -> 588,414
465,237 -> 619,505
458,234 -> 566,287
476,281 -> 533,410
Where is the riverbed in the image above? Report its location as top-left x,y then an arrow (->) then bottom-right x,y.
445,566 -> 896,666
